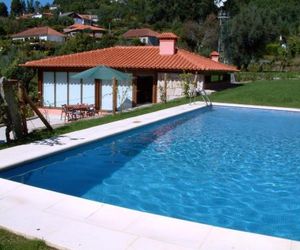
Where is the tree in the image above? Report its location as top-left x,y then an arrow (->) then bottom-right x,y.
224,4 -> 277,69
181,14 -> 219,54
56,33 -> 117,55
21,0 -> 26,13
34,0 -> 40,12
0,2 -> 8,17
11,0 -> 24,16
26,0 -> 35,13
148,0 -> 216,24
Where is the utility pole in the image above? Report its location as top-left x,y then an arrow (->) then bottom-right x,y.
217,8 -> 229,63
214,0 -> 229,63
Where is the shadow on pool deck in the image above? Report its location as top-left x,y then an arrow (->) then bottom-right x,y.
32,135 -> 87,147
33,136 -> 68,146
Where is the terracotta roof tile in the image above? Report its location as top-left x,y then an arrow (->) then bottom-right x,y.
64,24 -> 106,33
23,46 -> 238,72
123,28 -> 160,38
11,26 -> 65,38
158,32 -> 179,39
78,14 -> 98,20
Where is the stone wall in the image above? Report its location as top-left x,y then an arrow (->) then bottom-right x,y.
157,73 -> 204,102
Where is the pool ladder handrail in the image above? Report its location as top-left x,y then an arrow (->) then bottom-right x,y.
198,88 -> 212,106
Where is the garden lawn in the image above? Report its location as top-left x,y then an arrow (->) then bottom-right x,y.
210,79 -> 300,108
0,228 -> 55,250
1,79 -> 300,150
0,96 -> 202,149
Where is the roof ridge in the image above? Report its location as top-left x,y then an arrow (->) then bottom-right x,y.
114,45 -> 157,49
179,49 -> 237,69
11,25 -> 65,37
24,48 -> 107,65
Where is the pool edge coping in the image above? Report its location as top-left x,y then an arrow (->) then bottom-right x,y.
0,101 -> 300,250
0,102 -> 209,170
213,102 -> 300,112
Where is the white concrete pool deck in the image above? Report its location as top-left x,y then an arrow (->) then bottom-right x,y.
0,101 -> 300,250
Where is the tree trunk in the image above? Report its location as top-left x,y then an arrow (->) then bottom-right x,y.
20,83 -> 53,131
0,77 -> 25,140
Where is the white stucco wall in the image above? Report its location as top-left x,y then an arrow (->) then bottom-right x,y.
74,18 -> 84,24
117,81 -> 132,110
43,72 -> 55,106
82,78 -> 95,105
101,80 -> 113,110
139,37 -> 149,44
157,73 -> 204,102
47,35 -> 65,43
101,80 -> 132,111
39,36 -> 48,41
41,71 -> 132,110
56,72 -> 68,107
69,72 -> 81,104
13,35 -> 64,43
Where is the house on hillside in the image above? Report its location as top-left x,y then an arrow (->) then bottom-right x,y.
49,4 -> 60,11
11,26 -> 65,43
23,32 -> 237,111
17,12 -> 53,20
63,24 -> 106,38
59,12 -> 99,25
123,28 -> 160,46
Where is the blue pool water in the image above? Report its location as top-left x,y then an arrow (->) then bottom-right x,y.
1,106 -> 300,240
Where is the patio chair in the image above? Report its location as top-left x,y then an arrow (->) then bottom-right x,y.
86,104 -> 97,117
61,104 -> 67,121
61,104 -> 76,122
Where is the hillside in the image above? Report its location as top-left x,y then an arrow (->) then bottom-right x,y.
0,0 -> 300,73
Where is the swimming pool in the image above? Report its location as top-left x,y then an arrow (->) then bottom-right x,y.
1,106 -> 300,240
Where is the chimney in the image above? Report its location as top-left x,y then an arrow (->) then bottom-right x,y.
210,51 -> 220,62
158,32 -> 178,56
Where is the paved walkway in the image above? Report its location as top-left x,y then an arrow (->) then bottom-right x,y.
0,102 -> 300,250
0,109 -> 63,144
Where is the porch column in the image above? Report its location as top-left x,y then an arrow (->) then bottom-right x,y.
95,79 -> 101,110
112,78 -> 118,114
132,76 -> 137,107
37,69 -> 43,106
163,73 -> 168,103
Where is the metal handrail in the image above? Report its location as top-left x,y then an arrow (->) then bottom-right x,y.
199,88 -> 212,106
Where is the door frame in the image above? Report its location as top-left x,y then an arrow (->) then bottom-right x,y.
132,72 -> 157,107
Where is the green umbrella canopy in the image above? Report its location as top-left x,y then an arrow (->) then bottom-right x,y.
71,66 -> 132,81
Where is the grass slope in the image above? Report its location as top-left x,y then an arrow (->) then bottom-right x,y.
0,228 -> 55,250
211,80 -> 300,108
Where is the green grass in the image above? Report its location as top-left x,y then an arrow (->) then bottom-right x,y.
1,79 -> 300,150
0,96 -> 201,150
236,71 -> 300,82
211,79 -> 300,108
0,228 -> 55,250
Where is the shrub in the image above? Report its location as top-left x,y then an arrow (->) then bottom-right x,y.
236,72 -> 300,82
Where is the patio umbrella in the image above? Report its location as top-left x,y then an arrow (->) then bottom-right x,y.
71,65 -> 132,81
